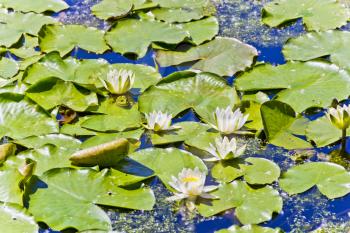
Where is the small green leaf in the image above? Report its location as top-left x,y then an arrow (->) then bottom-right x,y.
241,158 -> 280,185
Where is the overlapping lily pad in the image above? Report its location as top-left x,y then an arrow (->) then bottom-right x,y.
216,225 -> 282,233
0,11 -> 56,47
197,181 -> 283,224
105,18 -> 188,58
260,101 -> 312,149
0,57 -> 19,79
156,37 -> 257,76
262,0 -> 350,31
125,147 -> 207,185
14,134 -> 81,149
29,168 -> 155,231
151,7 -> 214,23
91,0 -> 154,20
0,203 -> 38,233
283,30 -> 350,71
139,71 -> 239,122
0,168 -> 24,205
235,61 -> 350,113
152,0 -> 210,8
0,94 -> 58,139
306,115 -> 350,147
0,0 -> 68,13
279,162 -> 350,199
39,24 -> 109,56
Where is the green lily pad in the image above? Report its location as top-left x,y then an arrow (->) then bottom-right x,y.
0,203 -> 38,233
0,143 -> 16,164
126,147 -> 207,185
235,61 -> 350,113
0,58 -> 19,79
0,0 -> 68,13
39,24 -> 109,56
0,11 -> 56,47
241,101 -> 264,132
197,181 -> 283,224
81,129 -> 144,149
216,225 -> 281,233
105,18 -> 188,58
4,145 -> 75,176
262,0 -> 349,31
241,158 -> 281,185
306,115 -> 350,147
260,101 -> 311,149
25,77 -> 98,112
279,162 -> 350,199
0,94 -> 58,139
156,37 -> 257,76
109,168 -> 151,186
211,160 -> 244,183
179,16 -> 219,45
283,30 -> 350,71
151,3 -> 215,23
150,121 -> 211,145
60,116 -> 100,136
0,168 -> 24,205
70,138 -> 130,167
14,134 -> 82,150
139,71 -> 239,123
152,0 -> 210,8
91,0 -> 151,20
7,35 -> 40,59
29,168 -> 155,231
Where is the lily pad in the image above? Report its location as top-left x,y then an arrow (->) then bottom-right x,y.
156,37 -> 257,76
235,61 -> 350,113
0,203 -> 38,233
262,0 -> 349,31
0,58 -> 19,79
283,30 -> 350,71
139,71 -> 239,123
29,168 -> 155,231
0,94 -> 58,139
25,78 -> 98,111
0,0 -> 68,13
260,101 -> 311,149
0,143 -> 16,164
39,24 -> 109,56
211,160 -> 244,183
306,115 -> 350,147
105,18 -> 188,58
91,0 -> 151,20
0,168 -> 24,205
125,147 -> 207,185
179,16 -> 219,45
241,158 -> 280,185
152,0 -> 210,8
0,11 -> 56,47
4,145 -> 75,176
279,162 -> 350,199
14,134 -> 82,150
216,225 -> 282,233
197,181 -> 283,224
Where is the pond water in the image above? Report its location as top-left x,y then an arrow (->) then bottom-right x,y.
33,0 -> 350,232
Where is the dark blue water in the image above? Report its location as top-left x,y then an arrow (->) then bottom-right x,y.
36,1 -> 350,232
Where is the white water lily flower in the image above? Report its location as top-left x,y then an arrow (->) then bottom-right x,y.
211,107 -> 249,134
204,136 -> 246,161
144,111 -> 176,131
326,105 -> 350,130
167,167 -> 218,211
102,68 -> 135,94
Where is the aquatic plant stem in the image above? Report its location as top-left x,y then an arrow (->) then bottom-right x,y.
340,128 -> 348,158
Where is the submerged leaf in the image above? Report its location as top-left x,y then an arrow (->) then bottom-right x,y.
156,37 -> 257,76
262,0 -> 349,31
29,168 -> 155,231
279,162 -> 350,199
